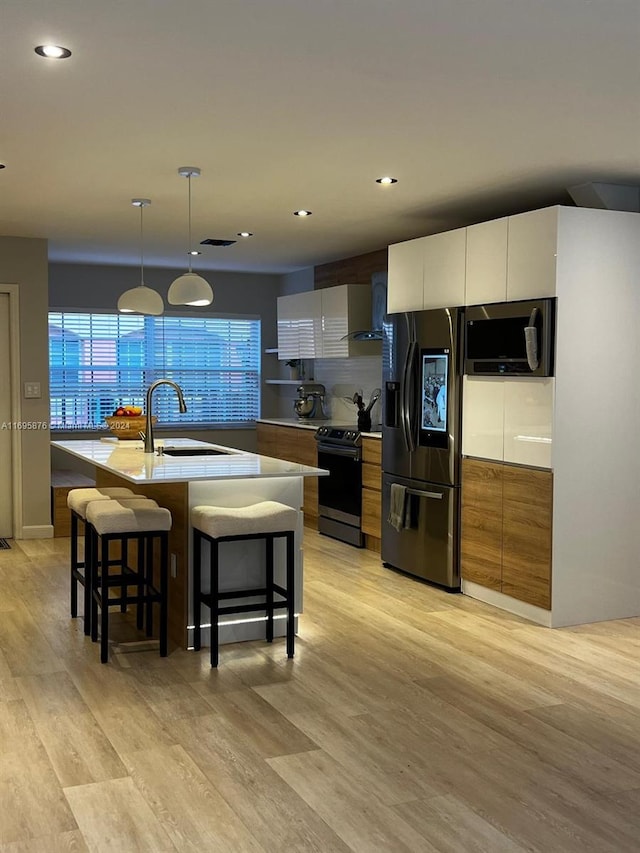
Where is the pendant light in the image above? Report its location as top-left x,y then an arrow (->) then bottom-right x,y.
117,199 -> 164,316
168,166 -> 213,307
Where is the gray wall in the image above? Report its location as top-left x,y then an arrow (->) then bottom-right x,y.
0,237 -> 51,535
49,262 -> 290,449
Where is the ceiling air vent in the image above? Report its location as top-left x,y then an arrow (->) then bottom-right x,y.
200,238 -> 237,247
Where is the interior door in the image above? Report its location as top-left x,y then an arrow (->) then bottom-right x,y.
0,293 -> 13,537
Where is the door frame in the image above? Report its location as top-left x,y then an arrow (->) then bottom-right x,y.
0,284 -> 23,538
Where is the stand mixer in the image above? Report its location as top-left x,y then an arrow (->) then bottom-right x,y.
293,383 -> 329,420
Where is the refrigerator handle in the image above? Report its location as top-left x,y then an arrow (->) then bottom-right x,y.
401,341 -> 418,452
406,488 -> 443,500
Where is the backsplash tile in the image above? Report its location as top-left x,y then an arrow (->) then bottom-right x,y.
313,356 -> 383,425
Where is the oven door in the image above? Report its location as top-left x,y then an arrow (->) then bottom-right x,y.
317,445 -> 362,527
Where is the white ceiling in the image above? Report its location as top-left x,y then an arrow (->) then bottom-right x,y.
2,0 -> 639,273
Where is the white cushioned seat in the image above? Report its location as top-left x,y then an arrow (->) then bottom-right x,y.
191,501 -> 297,539
87,498 -> 171,536
67,487 -> 141,518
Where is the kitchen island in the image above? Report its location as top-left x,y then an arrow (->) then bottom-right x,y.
51,438 -> 328,650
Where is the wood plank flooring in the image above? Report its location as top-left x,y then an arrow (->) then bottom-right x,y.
1,533 -> 640,851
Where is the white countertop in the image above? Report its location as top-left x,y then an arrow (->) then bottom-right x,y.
257,418 -> 382,438
52,438 -> 329,485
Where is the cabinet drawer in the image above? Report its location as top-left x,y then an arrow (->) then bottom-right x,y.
362,462 -> 381,492
362,487 -> 382,538
362,438 -> 381,466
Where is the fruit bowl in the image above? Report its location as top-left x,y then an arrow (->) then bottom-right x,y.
104,415 -> 156,440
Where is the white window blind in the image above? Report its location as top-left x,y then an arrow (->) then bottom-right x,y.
49,312 -> 261,428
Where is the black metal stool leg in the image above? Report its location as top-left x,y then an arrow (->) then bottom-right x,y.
70,511 -> 79,618
145,535 -> 154,637
211,539 -> 219,668
193,528 -> 202,651
120,538 -> 128,612
100,534 -> 110,663
136,535 -> 144,630
266,534 -> 274,643
160,533 -> 168,657
91,526 -> 99,643
286,531 -> 295,659
83,518 -> 92,636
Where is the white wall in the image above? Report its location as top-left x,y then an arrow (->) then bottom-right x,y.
551,208 -> 640,625
0,237 -> 52,537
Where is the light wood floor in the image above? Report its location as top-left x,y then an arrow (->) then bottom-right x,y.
1,534 -> 640,852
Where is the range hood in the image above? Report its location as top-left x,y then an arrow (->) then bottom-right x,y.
342,271 -> 387,341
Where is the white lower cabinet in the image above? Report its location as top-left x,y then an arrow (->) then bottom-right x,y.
462,377 -> 553,469
462,377 -> 505,461
503,379 -> 553,468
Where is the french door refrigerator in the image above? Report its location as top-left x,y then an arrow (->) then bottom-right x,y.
381,307 -> 463,590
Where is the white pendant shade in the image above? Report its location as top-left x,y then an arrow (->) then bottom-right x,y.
117,198 -> 164,315
168,272 -> 214,307
118,283 -> 164,315
168,166 -> 213,307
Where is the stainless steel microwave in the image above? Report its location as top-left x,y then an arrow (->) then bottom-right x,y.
464,297 -> 555,377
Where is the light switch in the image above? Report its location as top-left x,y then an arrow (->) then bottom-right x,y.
24,382 -> 41,399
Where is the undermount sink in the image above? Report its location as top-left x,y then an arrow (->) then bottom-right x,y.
161,447 -> 230,457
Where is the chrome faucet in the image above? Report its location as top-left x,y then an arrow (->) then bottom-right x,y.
144,379 -> 187,453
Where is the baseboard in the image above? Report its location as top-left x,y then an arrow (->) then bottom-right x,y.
20,524 -> 54,540
462,580 -> 553,627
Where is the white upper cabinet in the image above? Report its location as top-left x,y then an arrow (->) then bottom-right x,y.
465,217 -> 508,305
277,290 -> 322,359
387,237 -> 424,313
321,284 -> 377,358
422,227 -> 466,309
507,207 -> 559,300
277,285 -> 376,359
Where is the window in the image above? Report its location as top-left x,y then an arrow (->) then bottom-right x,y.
49,312 -> 261,429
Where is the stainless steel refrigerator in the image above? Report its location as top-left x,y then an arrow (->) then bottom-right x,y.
381,307 -> 463,589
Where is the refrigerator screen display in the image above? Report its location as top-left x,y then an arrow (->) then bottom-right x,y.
421,351 -> 448,433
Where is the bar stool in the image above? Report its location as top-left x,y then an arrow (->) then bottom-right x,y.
191,501 -> 297,667
86,498 -> 172,663
67,486 -> 143,634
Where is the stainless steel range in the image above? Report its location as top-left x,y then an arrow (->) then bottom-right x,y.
314,425 -> 364,547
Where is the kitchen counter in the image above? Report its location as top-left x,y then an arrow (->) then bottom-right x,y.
52,437 -> 328,484
257,417 -> 382,438
53,438 -> 327,651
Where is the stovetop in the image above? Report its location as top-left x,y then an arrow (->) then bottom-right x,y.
315,425 -> 362,447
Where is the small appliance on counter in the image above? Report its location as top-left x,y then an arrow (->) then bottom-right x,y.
293,383 -> 329,421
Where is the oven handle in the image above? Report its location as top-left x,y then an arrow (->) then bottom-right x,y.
317,444 -> 362,460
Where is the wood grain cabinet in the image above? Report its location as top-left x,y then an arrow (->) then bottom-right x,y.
256,423 -> 318,524
461,457 -> 552,609
361,437 -> 382,547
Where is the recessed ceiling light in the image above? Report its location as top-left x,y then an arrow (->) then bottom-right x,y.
237,231 -> 253,238
189,250 -> 201,256
293,210 -> 312,217
376,176 -> 397,185
35,44 -> 72,59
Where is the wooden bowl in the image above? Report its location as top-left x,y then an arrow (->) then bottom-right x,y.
104,415 -> 156,440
